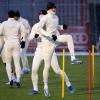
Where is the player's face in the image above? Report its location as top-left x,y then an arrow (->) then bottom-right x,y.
51,7 -> 56,15
14,16 -> 19,20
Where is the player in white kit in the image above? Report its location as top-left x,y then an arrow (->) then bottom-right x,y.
0,10 -> 26,87
38,3 -> 82,65
31,2 -> 82,96
29,10 -> 74,97
0,23 -> 4,53
0,23 -> 5,62
14,11 -> 31,74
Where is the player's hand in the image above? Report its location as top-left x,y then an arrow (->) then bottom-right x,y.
63,24 -> 67,30
20,41 -> 25,48
52,35 -> 57,41
34,34 -> 39,38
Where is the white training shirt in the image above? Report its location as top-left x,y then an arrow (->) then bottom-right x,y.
38,12 -> 60,37
0,23 -> 4,42
0,18 -> 25,43
29,22 -> 47,48
18,17 -> 31,36
29,12 -> 62,48
29,22 -> 57,48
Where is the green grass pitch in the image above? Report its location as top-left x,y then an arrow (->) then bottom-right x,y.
0,56 -> 100,100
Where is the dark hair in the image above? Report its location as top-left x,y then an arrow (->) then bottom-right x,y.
14,11 -> 20,17
8,10 -> 15,18
39,10 -> 47,15
47,2 -> 56,10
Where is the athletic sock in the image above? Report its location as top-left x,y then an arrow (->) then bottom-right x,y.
34,86 -> 38,91
66,80 -> 71,87
71,55 -> 76,61
44,82 -> 48,89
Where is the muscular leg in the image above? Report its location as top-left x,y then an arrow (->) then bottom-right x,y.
13,46 -> 21,83
0,38 -> 5,63
43,45 -> 55,93
51,52 -> 71,87
57,35 -> 75,61
6,56 -> 12,81
0,38 -> 4,53
4,44 -> 12,82
43,55 -> 51,90
31,51 -> 42,91
21,41 -> 30,73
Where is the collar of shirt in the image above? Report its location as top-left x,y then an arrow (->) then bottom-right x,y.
47,11 -> 57,19
8,18 -> 15,21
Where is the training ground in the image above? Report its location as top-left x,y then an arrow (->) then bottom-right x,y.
0,55 -> 100,100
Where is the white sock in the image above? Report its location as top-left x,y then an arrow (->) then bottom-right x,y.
34,87 -> 38,91
16,79 -> 20,83
44,83 -> 48,90
6,64 -> 12,81
66,80 -> 71,87
11,73 -> 16,82
33,80 -> 38,91
71,55 -> 76,61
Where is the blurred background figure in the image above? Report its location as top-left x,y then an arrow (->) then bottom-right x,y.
14,11 -> 31,74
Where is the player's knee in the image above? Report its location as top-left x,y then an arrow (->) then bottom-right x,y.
54,68 -> 61,75
32,68 -> 37,74
15,66 -> 21,72
43,68 -> 50,75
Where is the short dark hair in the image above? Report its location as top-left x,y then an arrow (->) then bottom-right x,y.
8,10 -> 15,18
39,10 -> 47,15
14,11 -> 20,17
47,2 -> 56,10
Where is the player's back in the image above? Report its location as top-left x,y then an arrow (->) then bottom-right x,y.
0,23 -> 4,41
2,18 -> 21,43
19,17 -> 31,32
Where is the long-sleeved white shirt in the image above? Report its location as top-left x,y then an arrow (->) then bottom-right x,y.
29,22 -> 57,48
0,18 -> 26,43
29,12 -> 63,47
0,23 -> 4,42
18,17 -> 31,38
29,23 -> 39,41
38,12 -> 60,37
29,23 -> 46,47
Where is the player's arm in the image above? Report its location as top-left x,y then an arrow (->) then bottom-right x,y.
38,16 -> 51,37
58,24 -> 68,30
19,22 -> 26,41
23,19 -> 31,34
0,23 -> 4,36
19,23 -> 26,48
57,15 -> 67,30
28,24 -> 40,41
